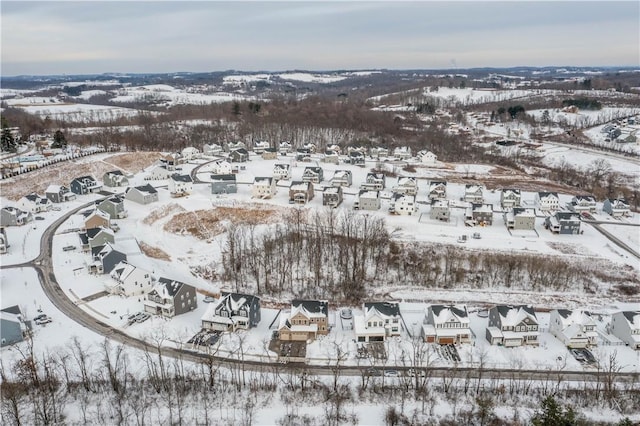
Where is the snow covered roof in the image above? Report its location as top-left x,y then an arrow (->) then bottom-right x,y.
429,305 -> 469,325
210,174 -> 236,182
156,277 -> 189,297
537,191 -> 559,200
217,292 -> 260,312
170,174 -> 192,183
472,203 -> 493,213
495,305 -> 537,327
45,184 -> 66,193
364,301 -> 400,318
131,184 -> 158,194
274,163 -> 290,170
620,311 -> 640,329
429,181 -> 447,190
358,190 -> 379,199
465,184 -> 483,193
501,188 -> 521,196
254,177 -> 273,185
291,299 -> 328,318
324,187 -> 340,194
397,177 -> 416,186
555,309 -> 596,328
290,181 -> 309,191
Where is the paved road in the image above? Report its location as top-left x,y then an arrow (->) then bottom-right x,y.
4,197 -> 640,384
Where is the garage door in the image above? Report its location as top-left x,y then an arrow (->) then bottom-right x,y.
438,337 -> 455,345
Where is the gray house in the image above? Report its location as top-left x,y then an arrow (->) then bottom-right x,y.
202,292 -> 261,332
45,184 -> 76,203
0,207 -> 32,226
545,211 -> 581,234
79,227 -> 115,251
144,278 -> 198,318
354,190 -> 380,211
466,203 -> 494,225
211,174 -> 238,194
504,207 -> 536,230
568,195 -> 597,214
70,175 -> 102,195
90,243 -> 127,274
125,184 -> 159,205
229,148 -> 249,162
430,199 -> 450,222
603,198 -> 631,217
331,170 -> 352,187
97,196 -> 127,219
1,306 -> 32,347
428,181 -> 447,200
103,170 -> 129,187
323,186 -> 343,208
500,189 -> 521,210
486,305 -> 539,347
302,166 -> 324,183
348,151 -> 366,166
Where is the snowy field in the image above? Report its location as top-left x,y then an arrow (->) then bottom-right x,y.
5,100 -> 145,122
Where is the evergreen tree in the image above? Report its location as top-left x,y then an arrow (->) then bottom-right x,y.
52,130 -> 67,149
531,395 -> 578,426
1,117 -> 17,153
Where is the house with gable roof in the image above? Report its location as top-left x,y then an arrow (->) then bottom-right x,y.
70,175 -> 102,195
535,191 -> 560,212
103,170 -> 129,187
465,203 -> 494,225
201,292 -> 261,332
278,299 -> 329,342
394,177 -> 418,196
181,146 -> 200,160
486,305 -> 539,347
393,146 -> 412,160
464,184 -> 484,204
0,207 -> 32,226
323,186 -> 343,208
361,172 -> 385,191
1,306 -> 32,347
169,174 -> 193,197
544,211 -> 580,234
289,181 -> 314,204
302,166 -> 324,183
389,193 -> 417,215
210,174 -> 237,194
550,309 -> 598,348
331,170 -> 352,187
348,150 -> 366,166
323,150 -> 340,164
89,243 -> 127,274
108,261 -> 153,297
262,147 -> 278,160
428,181 -> 447,200
125,184 -> 159,205
610,311 -> 640,350
82,208 -> 110,230
418,150 -> 437,164
279,141 -> 292,155
229,148 -> 249,163
79,227 -> 115,252
145,164 -> 171,181
45,184 -> 76,203
252,177 -> 276,199
97,195 -> 127,219
422,305 -> 471,345
430,199 -> 451,222
500,189 -> 521,210
213,160 -> 233,175
273,163 -> 291,181
568,195 -> 597,214
603,198 -> 631,217
160,152 -> 183,171
203,143 -> 223,156
144,278 -> 197,318
354,301 -> 402,342
354,190 -> 380,211
253,140 -> 270,154
504,207 -> 536,230
18,193 -> 51,214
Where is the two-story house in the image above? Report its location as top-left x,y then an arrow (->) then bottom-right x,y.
500,189 -> 521,210
278,299 -> 329,342
354,190 -> 380,211
504,207 -> 536,230
544,211 -> 581,234
0,207 -> 32,227
253,140 -> 270,154
361,173 -> 385,191
302,166 -> 324,184
18,193 -> 51,214
146,165 -> 171,181
331,170 -> 352,187
568,195 -> 597,214
394,177 -> 418,196
144,278 -> 198,318
289,181 -> 314,204
203,143 -> 223,156
610,311 -> 640,350
536,192 -> 560,212
213,160 -> 233,175
418,150 -> 437,164
229,148 -> 249,163
70,175 -> 102,195
169,174 -> 193,197
486,305 -> 539,347
273,164 -> 291,181
252,177 -> 276,199
201,292 -> 261,332
160,153 -> 183,171
430,199 -> 450,222
83,209 -> 110,231
211,174 -> 238,195
550,309 -> 598,348
181,146 -> 200,160
348,151 -> 366,166
465,203 -> 494,225
323,186 -> 343,208
79,227 -> 115,252
103,170 -> 129,187
354,302 -> 402,342
278,141 -> 292,155
45,184 -> 76,203
261,148 -> 278,160
393,146 -> 412,160
97,195 -> 127,219
603,198 -> 631,217
464,185 -> 484,204
89,243 -> 127,274
422,305 -> 471,345
389,193 -> 417,215
428,181 -> 447,200
108,261 -> 153,297
125,184 -> 159,205
1,306 -> 32,347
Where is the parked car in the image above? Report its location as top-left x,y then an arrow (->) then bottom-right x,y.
203,296 -> 216,303
33,314 -> 48,321
63,245 -> 77,251
35,216 -> 45,221
384,370 -> 399,377
35,316 -> 52,325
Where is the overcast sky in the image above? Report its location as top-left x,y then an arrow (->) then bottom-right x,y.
2,1 -> 639,76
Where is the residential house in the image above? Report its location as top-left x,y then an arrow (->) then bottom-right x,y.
610,311 -> 640,350
0,227 -> 7,254
203,143 -> 223,156
302,142 -> 317,153
213,160 -> 233,175
486,305 -> 539,347
428,181 -> 447,200
393,146 -> 412,160
393,177 -> 418,196
535,192 -> 560,212
273,164 -> 291,181
389,193 -> 417,215
354,302 -> 402,342
252,177 -> 276,199
227,141 -> 246,152
550,309 -> 598,348
253,140 -> 270,154
422,305 -> 471,345
323,186 -> 343,208
465,203 -> 494,225
169,174 -> 193,197
103,170 -> 129,187
348,151 -> 366,166
302,166 -> 324,183
331,170 -> 352,187
361,172 -> 385,191
430,199 -> 451,222
70,175 -> 102,195
278,141 -> 292,155
108,261 -> 153,297
278,299 -> 329,342
1,306 -> 32,347
261,147 -> 278,160
289,181 -> 314,204
544,211 -> 581,234
322,150 -> 340,164
18,193 -> 51,214
229,148 -> 249,163
97,195 -> 127,219
83,209 -> 110,230
370,146 -> 389,158
354,190 -> 380,211
296,148 -> 312,162
201,292 -> 261,332
144,278 -> 198,318
568,195 -> 597,214
125,184 -> 159,205
89,243 -> 127,274
45,185 -> 75,203
500,189 -> 521,210
211,174 -> 237,194
464,185 -> 484,204
160,153 -> 183,171
146,165 -> 171,180
504,208 -> 536,230
418,150 -> 437,164
181,146 -> 200,160
603,198 -> 631,217
79,227 -> 115,252
0,207 -> 32,226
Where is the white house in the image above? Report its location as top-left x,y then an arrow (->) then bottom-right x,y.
331,170 -> 352,187
108,261 -> 153,297
213,160 -> 233,175
273,163 -> 291,180
146,165 -> 171,181
393,146 -> 412,160
568,195 -> 597,214
603,198 -> 631,217
18,193 -> 51,214
203,143 -> 223,156
353,302 -> 402,342
609,311 -> 640,350
464,184 -> 484,204
253,140 -> 270,154
536,192 -> 560,212
486,305 -> 539,347
550,309 -> 598,349
252,177 -> 276,199
422,305 -> 471,345
394,177 -> 418,195
361,173 -> 385,191
168,174 -> 193,197
428,181 -> 447,200
418,150 -> 437,164
181,146 -> 201,160
279,141 -> 292,155
500,189 -> 521,210
389,193 -> 417,215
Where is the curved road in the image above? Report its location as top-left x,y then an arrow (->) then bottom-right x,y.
3,199 -> 640,384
